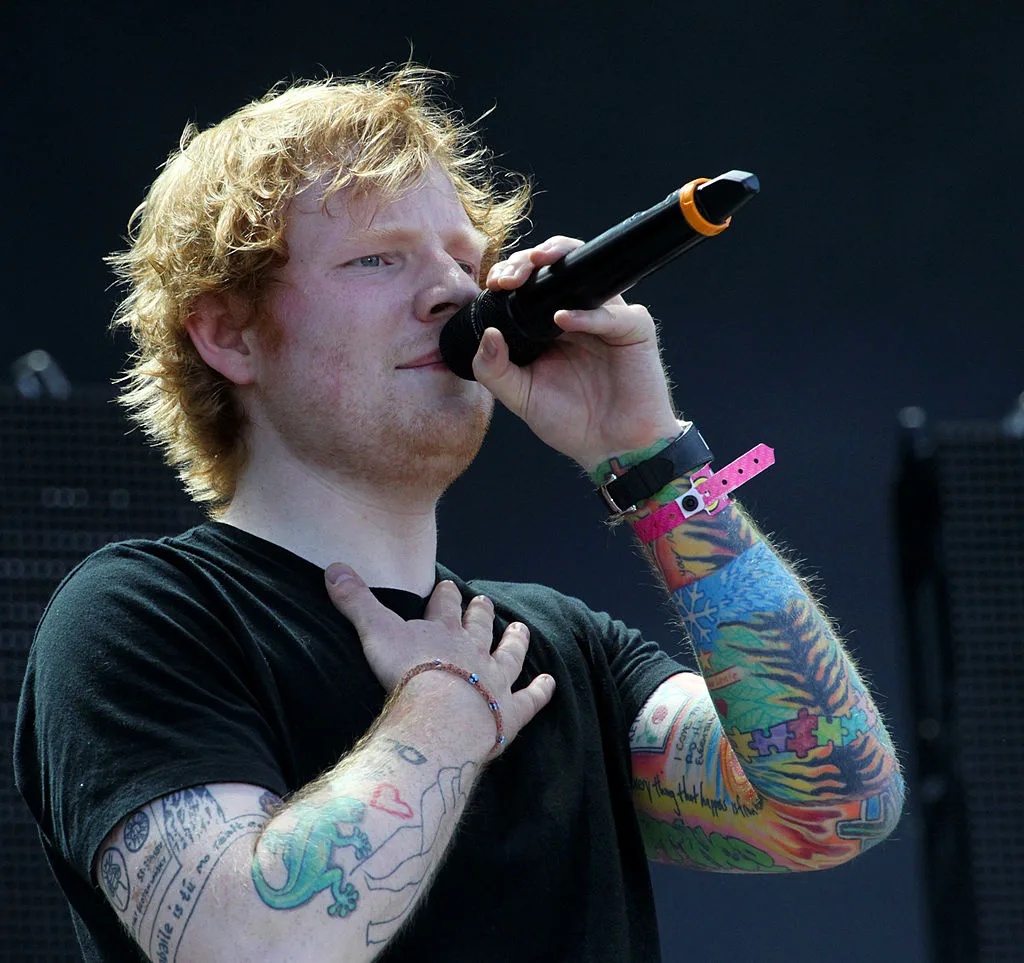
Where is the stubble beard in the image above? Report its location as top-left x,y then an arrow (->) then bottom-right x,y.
258,376 -> 494,502
252,309 -> 494,501
366,387 -> 494,496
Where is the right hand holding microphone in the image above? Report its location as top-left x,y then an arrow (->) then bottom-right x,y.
471,235 -> 680,473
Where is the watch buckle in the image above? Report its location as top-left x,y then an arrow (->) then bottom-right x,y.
599,473 -> 637,517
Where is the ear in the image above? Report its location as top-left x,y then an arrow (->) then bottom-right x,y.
185,292 -> 259,386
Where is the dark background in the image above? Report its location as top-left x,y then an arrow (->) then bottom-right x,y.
5,2 -> 1023,960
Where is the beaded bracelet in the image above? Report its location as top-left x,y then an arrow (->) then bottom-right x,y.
397,658 -> 506,750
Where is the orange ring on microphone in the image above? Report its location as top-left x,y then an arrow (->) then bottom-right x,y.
679,178 -> 731,236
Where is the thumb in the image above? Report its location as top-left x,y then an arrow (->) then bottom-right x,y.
324,563 -> 393,639
471,327 -> 529,418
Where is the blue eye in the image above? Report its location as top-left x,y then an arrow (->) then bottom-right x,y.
356,255 -> 383,267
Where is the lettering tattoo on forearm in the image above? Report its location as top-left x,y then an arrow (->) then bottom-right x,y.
122,787 -> 271,961
122,808 -> 169,939
385,738 -> 428,766
632,698 -> 763,821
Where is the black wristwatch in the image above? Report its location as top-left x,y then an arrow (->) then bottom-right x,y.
598,425 -> 713,517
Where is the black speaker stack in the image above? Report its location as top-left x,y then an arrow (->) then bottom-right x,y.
1,387 -> 201,960
897,406 -> 1024,962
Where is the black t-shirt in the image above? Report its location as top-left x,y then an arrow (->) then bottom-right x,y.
14,522 -> 684,962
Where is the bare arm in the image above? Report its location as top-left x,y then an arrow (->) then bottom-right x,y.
93,574 -> 555,962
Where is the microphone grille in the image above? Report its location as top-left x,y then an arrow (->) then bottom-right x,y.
439,302 -> 483,381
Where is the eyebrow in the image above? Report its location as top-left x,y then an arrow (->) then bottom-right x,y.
347,225 -> 489,259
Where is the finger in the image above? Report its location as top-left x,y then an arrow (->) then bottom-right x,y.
486,237 -> 583,291
325,563 -> 400,639
553,302 -> 654,347
423,580 -> 464,629
472,328 -> 531,419
525,236 -> 583,266
461,594 -> 495,637
492,621 -> 531,673
509,673 -> 557,726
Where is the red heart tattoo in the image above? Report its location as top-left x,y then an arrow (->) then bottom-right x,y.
370,783 -> 414,819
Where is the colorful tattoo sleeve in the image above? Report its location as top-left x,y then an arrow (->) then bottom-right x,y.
596,447 -> 905,872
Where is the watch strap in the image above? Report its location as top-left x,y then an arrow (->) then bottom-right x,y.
599,426 -> 713,516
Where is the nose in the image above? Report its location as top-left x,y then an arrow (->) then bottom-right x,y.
413,254 -> 482,324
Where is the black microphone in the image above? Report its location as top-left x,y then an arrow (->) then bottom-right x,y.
439,169 -> 759,381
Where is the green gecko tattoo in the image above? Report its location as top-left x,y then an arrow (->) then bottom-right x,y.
252,796 -> 373,918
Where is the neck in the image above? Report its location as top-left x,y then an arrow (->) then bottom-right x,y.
220,436 -> 441,597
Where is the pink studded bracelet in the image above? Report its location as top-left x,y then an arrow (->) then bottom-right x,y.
397,658 -> 506,750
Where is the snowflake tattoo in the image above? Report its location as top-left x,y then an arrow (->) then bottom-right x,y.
677,582 -> 718,650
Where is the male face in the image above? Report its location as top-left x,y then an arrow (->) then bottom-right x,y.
245,166 -> 494,495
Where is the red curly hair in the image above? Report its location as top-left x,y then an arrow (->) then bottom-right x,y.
108,66 -> 530,509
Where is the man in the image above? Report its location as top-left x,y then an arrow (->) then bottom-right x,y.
15,67 -> 903,962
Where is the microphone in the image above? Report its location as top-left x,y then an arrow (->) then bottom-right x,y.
439,170 -> 759,381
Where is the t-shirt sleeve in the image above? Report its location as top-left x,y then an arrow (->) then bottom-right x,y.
19,544 -> 288,885
577,603 -> 693,727
480,578 -> 692,730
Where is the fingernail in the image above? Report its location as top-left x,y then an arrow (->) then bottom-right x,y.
326,562 -> 354,585
480,331 -> 497,361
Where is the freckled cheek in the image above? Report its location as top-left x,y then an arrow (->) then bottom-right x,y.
264,287 -> 333,344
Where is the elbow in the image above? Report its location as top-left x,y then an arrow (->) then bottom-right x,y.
766,772 -> 907,873
827,740 -> 907,863
826,771 -> 907,869
859,770 -> 906,852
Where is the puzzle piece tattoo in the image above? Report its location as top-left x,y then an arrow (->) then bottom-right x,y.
749,722 -> 789,756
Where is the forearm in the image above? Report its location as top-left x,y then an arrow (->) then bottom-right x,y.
260,679 -> 487,957
596,436 -> 903,813
157,676 -> 491,962
655,501 -> 899,804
